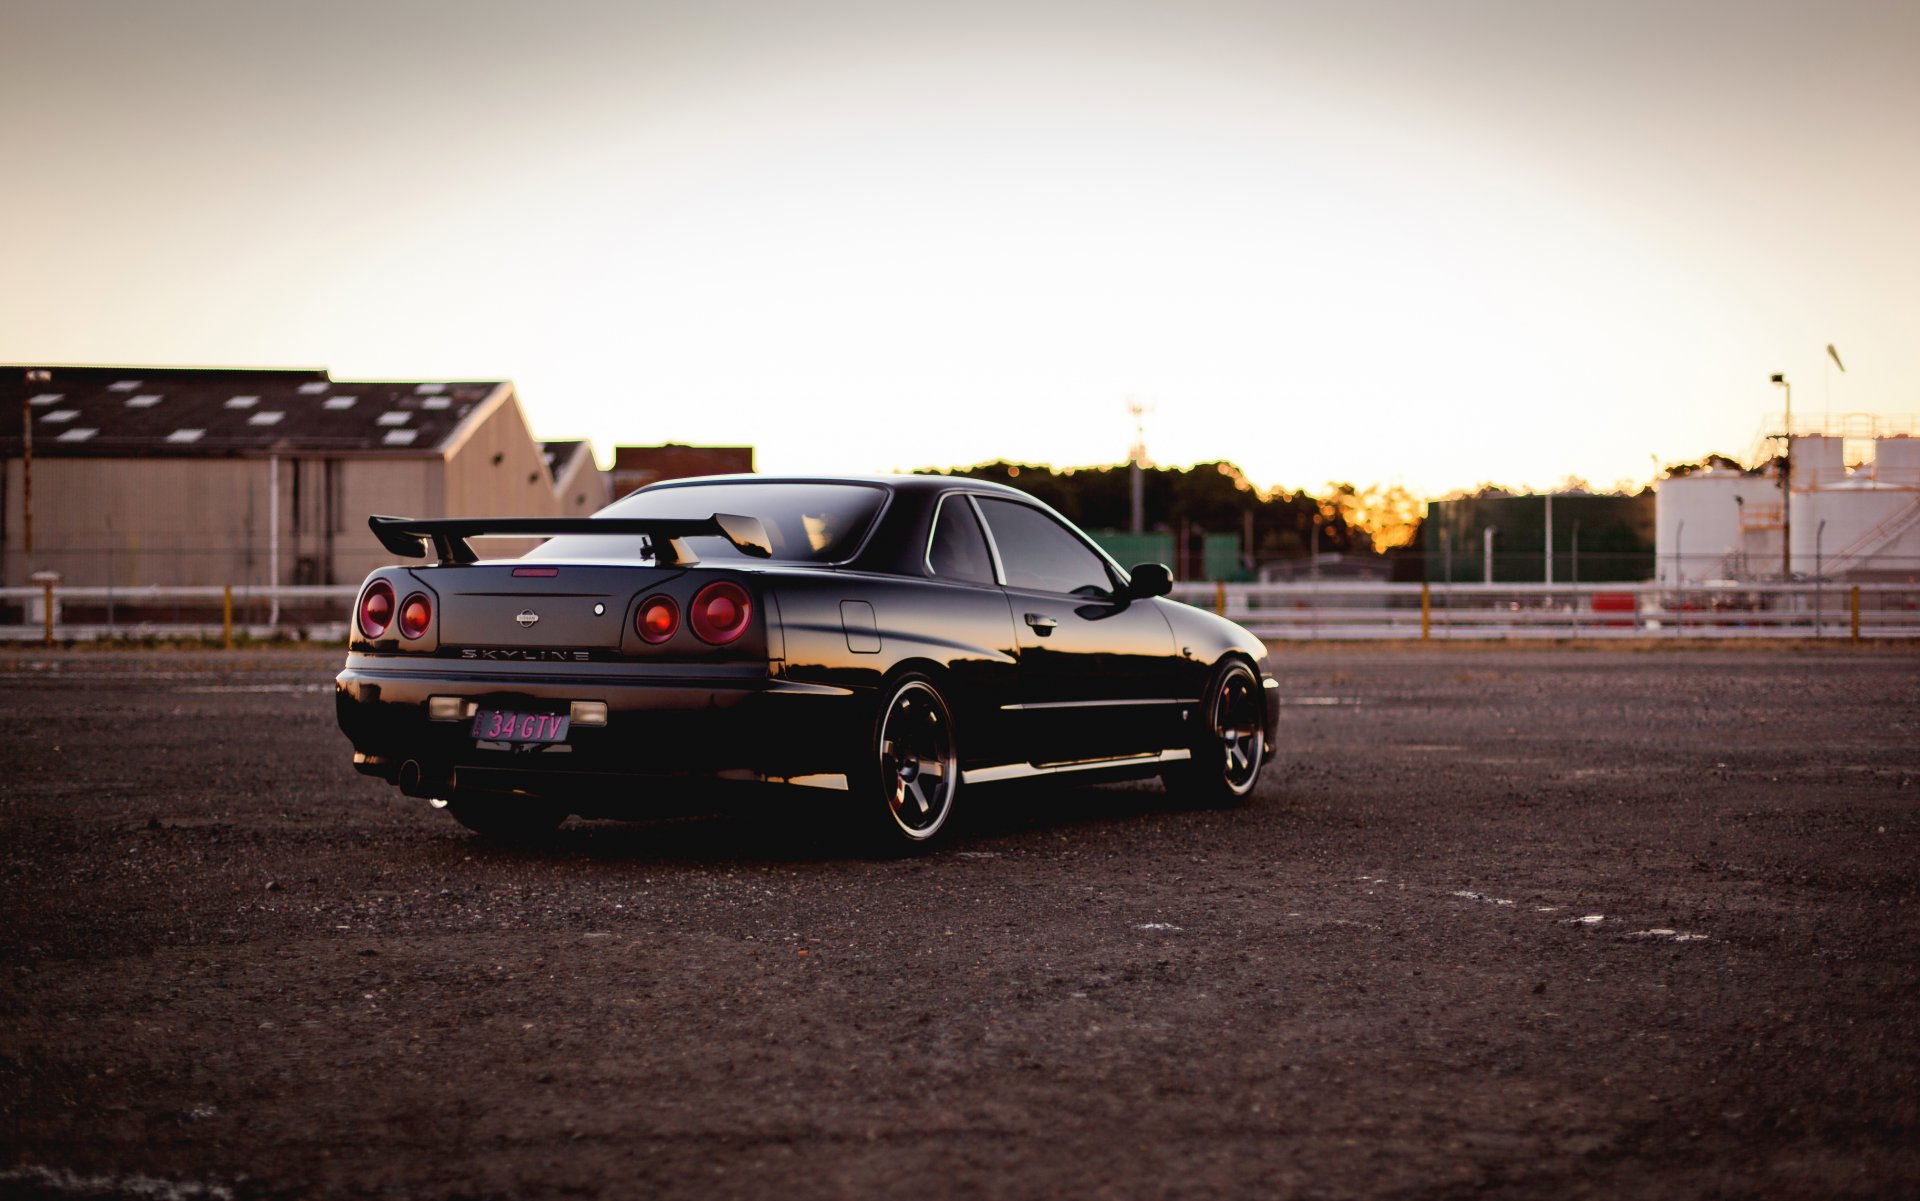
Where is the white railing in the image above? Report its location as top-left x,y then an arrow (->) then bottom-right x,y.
2,580 -> 1917,643
1167,580 -> 1920,641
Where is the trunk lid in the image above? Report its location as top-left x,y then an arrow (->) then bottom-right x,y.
430,564 -> 686,649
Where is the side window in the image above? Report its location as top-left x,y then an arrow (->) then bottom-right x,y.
975,498 -> 1116,596
927,495 -> 997,585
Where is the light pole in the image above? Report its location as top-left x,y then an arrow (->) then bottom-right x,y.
1483,526 -> 1496,584
1734,495 -> 1745,577
1771,373 -> 1792,579
1815,518 -> 1827,637
21,369 -> 49,573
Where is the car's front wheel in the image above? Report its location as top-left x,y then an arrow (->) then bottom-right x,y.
1163,659 -> 1266,806
850,674 -> 960,851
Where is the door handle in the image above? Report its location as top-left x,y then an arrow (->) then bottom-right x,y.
1024,612 -> 1058,636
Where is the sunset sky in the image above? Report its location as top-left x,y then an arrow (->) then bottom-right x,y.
3,0 -> 1916,497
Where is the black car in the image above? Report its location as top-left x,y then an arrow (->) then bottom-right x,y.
335,474 -> 1279,848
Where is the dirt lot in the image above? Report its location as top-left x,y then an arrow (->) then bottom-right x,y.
2,645 -> 1917,1200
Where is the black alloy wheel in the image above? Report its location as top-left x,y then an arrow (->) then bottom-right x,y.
1164,659 -> 1266,806
865,675 -> 959,848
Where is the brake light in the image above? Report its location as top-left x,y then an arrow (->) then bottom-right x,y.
398,592 -> 432,640
690,581 -> 752,645
358,580 -> 395,639
636,595 -> 679,644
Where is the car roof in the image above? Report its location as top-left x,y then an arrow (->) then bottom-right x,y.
632,472 -> 1076,575
639,473 -> 1034,499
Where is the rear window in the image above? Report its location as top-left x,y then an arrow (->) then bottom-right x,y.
528,482 -> 888,564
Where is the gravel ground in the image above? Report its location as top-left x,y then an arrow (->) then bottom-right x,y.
1,645 -> 1917,1201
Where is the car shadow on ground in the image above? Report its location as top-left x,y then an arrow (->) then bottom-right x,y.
438,776 -> 1265,866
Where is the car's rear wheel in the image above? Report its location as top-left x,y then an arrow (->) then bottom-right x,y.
851,674 -> 960,851
1163,659 -> 1265,806
443,792 -> 568,840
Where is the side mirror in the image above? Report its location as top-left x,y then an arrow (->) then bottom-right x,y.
1126,563 -> 1173,598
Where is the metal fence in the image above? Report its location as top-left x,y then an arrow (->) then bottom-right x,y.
3,580 -> 1917,644
1169,580 -> 1920,640
0,584 -> 358,644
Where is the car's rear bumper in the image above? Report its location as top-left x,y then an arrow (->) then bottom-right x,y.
336,654 -> 869,802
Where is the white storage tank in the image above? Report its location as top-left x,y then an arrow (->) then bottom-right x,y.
1875,436 -> 1920,486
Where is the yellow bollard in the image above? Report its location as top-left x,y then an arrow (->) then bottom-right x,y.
224,584 -> 234,650
1421,582 -> 1431,641
1214,580 -> 1226,616
1851,585 -> 1861,645
42,581 -> 54,647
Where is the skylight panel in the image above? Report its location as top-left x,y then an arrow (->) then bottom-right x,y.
415,383 -> 445,395
420,397 -> 451,410
225,395 -> 259,409
166,429 -> 205,443
383,429 -> 419,445
57,428 -> 98,442
126,394 -> 163,408
42,409 -> 78,423
323,395 -> 358,411
377,411 -> 410,426
249,411 -> 284,426
29,393 -> 63,406
108,380 -> 141,392
297,381 -> 330,395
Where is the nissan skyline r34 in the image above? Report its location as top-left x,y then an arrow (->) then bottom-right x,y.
335,475 -> 1279,849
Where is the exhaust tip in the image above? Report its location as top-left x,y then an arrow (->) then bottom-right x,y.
398,760 -> 430,798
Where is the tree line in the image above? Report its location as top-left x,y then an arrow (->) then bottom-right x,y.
915,460 -> 1424,559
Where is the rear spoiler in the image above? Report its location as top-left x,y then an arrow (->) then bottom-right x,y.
367,513 -> 774,566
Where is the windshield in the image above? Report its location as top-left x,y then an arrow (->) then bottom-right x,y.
527,481 -> 889,564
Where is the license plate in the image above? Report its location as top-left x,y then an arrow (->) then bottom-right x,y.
472,709 -> 571,744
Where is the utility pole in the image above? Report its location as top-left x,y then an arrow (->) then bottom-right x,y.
1771,373 -> 1792,579
1483,526 -> 1496,584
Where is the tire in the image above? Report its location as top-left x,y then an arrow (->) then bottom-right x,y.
444,792 -> 568,840
1162,659 -> 1266,806
849,673 -> 961,852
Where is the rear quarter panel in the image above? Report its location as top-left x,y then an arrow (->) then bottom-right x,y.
764,570 -> 1020,769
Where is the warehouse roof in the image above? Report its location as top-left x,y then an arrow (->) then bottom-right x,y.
542,439 -> 593,477
0,366 -> 508,458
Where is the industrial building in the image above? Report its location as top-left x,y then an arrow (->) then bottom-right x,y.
1655,421 -> 1920,585
2,366 -> 587,589
544,440 -> 613,516
610,443 -> 754,499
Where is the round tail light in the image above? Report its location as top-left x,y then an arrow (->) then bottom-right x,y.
398,592 -> 433,640
636,595 -> 679,644
357,579 -> 395,639
690,581 -> 752,645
